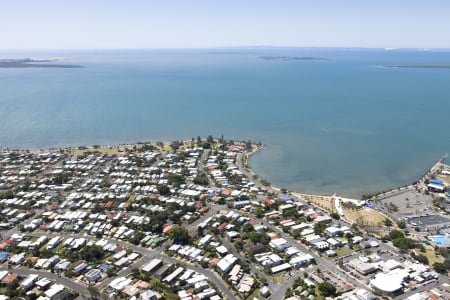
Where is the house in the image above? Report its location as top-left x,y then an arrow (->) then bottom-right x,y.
85,269 -> 102,284
73,262 -> 87,273
163,267 -> 184,283
271,263 -> 291,274
140,290 -> 158,300
9,252 -> 25,264
0,252 -> 8,263
0,271 -> 8,282
313,241 -> 329,251
348,258 -> 377,275
289,253 -> 314,267
44,283 -> 65,300
35,278 -> 52,290
20,274 -> 39,290
142,259 -> 162,273
327,238 -> 341,249
279,204 -> 296,214
245,244 -> 266,255
269,238 -> 290,251
260,286 -> 271,298
216,254 -> 237,274
1,273 -> 18,285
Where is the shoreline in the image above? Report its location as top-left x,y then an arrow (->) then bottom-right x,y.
3,139 -> 446,210
242,144 -> 448,227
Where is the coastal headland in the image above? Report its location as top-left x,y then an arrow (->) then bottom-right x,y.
384,65 -> 450,69
0,58 -> 83,68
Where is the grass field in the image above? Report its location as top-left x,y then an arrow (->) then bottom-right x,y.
436,174 -> 450,186
335,247 -> 352,257
293,193 -> 336,213
292,192 -> 392,229
421,245 -> 445,265
342,206 -> 389,227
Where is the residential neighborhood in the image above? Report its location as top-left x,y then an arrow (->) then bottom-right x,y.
0,138 -> 449,300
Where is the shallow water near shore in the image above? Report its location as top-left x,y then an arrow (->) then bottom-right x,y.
0,48 -> 449,198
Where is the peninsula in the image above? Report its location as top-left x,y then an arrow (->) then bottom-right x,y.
258,56 -> 328,61
384,65 -> 450,69
0,58 -> 83,68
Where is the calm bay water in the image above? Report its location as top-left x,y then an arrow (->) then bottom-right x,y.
0,48 -> 449,197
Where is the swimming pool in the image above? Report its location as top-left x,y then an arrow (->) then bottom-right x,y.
429,235 -> 450,245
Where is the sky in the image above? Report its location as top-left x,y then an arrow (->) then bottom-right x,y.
1,0 -> 450,49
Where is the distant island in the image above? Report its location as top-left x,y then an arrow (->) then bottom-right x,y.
0,58 -> 83,68
258,56 -> 328,61
384,65 -> 450,69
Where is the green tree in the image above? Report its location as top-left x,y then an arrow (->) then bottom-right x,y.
314,222 -> 327,235
234,240 -> 244,251
170,226 -> 190,245
197,226 -> 204,237
392,237 -> 412,250
414,254 -> 429,265
130,231 -> 145,245
156,184 -> 170,195
383,218 -> 393,227
193,174 -> 209,186
80,245 -> 105,262
433,259 -> 450,273
397,220 -> 407,229
388,230 -> 404,240
248,232 -> 262,245
330,212 -> 340,220
317,282 -> 337,297
254,207 -> 263,218
87,286 -> 100,299
106,268 -> 117,277
168,174 -> 184,186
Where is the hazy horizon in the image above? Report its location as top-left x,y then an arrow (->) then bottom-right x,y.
2,1 -> 450,50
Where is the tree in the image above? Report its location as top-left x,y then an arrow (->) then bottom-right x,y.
170,140 -> 183,151
318,282 -> 337,297
130,231 -> 145,245
248,232 -> 260,245
397,220 -> 407,229
87,286 -> 100,299
254,207 -> 263,218
193,174 -> 209,186
170,226 -> 190,245
242,223 -> 254,233
392,237 -> 413,250
330,212 -> 340,220
314,222 -> 327,235
388,230 -> 404,240
168,174 -> 184,186
383,218 -> 393,227
234,240 -> 244,251
106,268 -> 117,277
197,226 -> 204,237
156,184 -> 170,195
414,253 -> 429,265
80,245 -> 105,262
433,262 -> 447,273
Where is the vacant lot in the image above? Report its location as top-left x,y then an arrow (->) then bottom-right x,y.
342,206 -> 389,227
436,174 -> 450,186
294,193 -> 336,213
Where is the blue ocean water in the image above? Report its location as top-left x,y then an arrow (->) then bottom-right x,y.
0,48 -> 449,198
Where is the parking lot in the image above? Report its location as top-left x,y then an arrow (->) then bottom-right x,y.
373,188 -> 434,216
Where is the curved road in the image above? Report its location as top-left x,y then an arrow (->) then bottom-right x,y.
0,267 -> 90,297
